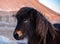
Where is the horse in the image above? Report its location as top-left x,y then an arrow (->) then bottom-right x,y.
54,23 -> 60,30
13,7 -> 60,44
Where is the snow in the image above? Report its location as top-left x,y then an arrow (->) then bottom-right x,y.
0,36 -> 12,44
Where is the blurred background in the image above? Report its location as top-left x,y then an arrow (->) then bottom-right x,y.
0,0 -> 60,44
39,0 -> 60,14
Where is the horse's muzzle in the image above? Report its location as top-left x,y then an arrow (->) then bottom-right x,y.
13,31 -> 24,40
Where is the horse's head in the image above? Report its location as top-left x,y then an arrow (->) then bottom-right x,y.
13,7 -> 37,40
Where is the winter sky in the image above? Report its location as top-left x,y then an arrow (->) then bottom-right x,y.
39,0 -> 60,14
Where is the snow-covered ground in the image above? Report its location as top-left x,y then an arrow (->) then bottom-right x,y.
0,36 -> 28,44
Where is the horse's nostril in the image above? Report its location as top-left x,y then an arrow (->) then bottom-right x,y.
14,33 -> 19,40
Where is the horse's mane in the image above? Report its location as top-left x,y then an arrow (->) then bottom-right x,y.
36,11 -> 57,44
15,7 -> 57,44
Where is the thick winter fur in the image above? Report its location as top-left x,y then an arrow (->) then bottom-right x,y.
13,7 -> 60,44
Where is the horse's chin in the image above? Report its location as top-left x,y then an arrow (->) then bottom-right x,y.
14,36 -> 24,40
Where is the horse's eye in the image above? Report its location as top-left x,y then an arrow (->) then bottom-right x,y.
23,19 -> 28,23
24,19 -> 26,21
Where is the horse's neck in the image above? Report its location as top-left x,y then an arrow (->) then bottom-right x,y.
28,38 -> 39,44
28,34 -> 40,44
46,30 -> 60,44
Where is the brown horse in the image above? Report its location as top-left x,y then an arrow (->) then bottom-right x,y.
13,7 -> 60,44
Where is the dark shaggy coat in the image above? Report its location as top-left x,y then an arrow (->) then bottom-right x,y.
13,7 -> 60,44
